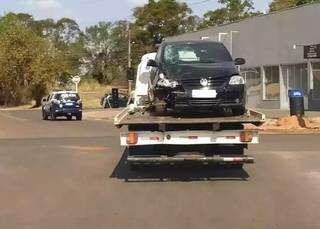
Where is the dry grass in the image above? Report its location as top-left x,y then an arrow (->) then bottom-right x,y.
78,80 -> 128,109
78,81 -> 109,109
0,101 -> 38,110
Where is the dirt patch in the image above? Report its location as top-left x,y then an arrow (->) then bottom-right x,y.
83,109 -> 122,121
246,116 -> 320,133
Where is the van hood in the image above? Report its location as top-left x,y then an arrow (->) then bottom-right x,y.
163,62 -> 238,80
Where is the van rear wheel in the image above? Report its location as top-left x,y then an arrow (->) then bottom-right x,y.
51,110 -> 56,121
76,114 -> 82,121
42,110 -> 48,120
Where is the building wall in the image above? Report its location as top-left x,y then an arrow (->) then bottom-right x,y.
167,3 -> 320,66
166,3 -> 320,109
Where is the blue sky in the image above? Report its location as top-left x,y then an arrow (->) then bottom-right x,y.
1,0 -> 270,28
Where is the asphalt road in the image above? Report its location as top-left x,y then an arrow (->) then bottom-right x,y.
0,110 -> 320,229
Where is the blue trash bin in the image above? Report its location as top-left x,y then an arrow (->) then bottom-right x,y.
288,89 -> 304,116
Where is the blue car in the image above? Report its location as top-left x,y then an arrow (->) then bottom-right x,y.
42,91 -> 83,121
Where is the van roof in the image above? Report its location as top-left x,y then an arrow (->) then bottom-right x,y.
52,91 -> 77,94
162,40 -> 222,45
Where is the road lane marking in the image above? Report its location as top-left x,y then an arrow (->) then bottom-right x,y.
60,145 -> 110,153
0,112 -> 28,121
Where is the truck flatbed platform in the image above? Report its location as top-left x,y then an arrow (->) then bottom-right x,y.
114,108 -> 266,127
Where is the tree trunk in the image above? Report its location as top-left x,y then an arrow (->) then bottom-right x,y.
35,97 -> 42,107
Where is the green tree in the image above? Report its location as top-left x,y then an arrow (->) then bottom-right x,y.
0,14 -> 64,106
0,13 -> 85,89
133,0 -> 196,45
130,0 -> 198,73
83,21 -> 128,84
201,0 -> 262,28
269,0 -> 318,12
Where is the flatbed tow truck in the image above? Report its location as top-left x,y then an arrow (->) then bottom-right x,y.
115,109 -> 265,169
114,52 -> 265,170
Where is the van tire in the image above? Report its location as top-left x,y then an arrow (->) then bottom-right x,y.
76,114 -> 82,121
42,110 -> 48,120
51,110 -> 56,121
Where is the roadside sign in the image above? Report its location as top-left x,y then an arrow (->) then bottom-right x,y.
304,44 -> 320,59
72,76 -> 81,92
72,76 -> 81,84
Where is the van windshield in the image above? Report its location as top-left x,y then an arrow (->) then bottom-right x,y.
55,93 -> 80,102
163,42 -> 232,65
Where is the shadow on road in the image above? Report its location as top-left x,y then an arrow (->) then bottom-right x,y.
110,149 -> 250,182
47,118 -> 80,122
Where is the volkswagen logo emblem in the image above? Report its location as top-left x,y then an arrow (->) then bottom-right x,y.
200,78 -> 209,87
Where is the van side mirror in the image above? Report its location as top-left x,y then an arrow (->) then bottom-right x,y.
154,33 -> 164,45
147,59 -> 158,67
42,97 -> 47,103
234,58 -> 246,65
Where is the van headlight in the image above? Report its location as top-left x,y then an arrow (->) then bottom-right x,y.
229,75 -> 245,85
157,73 -> 180,88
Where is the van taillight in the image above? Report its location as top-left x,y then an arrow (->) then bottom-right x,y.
126,133 -> 138,145
240,131 -> 253,142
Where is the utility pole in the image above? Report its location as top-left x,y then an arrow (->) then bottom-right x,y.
127,22 -> 132,69
127,22 -> 133,94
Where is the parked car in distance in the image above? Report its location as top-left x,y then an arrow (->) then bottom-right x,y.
147,40 -> 247,115
42,91 -> 82,121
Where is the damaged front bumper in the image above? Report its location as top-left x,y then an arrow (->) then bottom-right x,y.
155,85 -> 245,110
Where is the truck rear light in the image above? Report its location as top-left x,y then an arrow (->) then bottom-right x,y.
150,136 -> 160,141
188,136 -> 198,139
226,136 -> 236,139
240,131 -> 253,142
126,133 -> 138,145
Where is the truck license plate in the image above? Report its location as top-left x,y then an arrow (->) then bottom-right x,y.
65,102 -> 73,106
192,90 -> 217,98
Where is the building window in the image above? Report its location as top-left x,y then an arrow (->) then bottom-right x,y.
264,66 -> 280,100
282,64 -> 308,93
312,63 -> 320,98
241,67 -> 261,107
242,67 -> 261,88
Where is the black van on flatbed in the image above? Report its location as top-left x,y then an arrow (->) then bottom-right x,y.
147,40 -> 247,115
